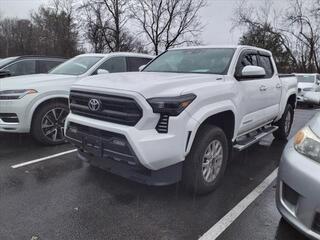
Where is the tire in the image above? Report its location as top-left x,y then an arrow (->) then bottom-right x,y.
182,125 -> 229,195
31,101 -> 69,145
273,104 -> 294,140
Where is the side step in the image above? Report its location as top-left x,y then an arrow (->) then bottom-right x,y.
233,126 -> 279,151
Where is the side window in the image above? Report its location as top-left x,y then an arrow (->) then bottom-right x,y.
236,53 -> 259,77
95,57 -> 126,74
4,60 -> 36,76
126,57 -> 152,72
259,55 -> 274,78
37,60 -> 63,73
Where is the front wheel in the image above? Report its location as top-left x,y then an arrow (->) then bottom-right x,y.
31,101 -> 69,145
182,125 -> 228,195
273,104 -> 294,140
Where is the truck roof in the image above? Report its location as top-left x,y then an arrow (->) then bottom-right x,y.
169,45 -> 272,55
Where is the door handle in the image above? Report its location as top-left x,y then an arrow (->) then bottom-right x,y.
276,83 -> 282,89
259,85 -> 267,91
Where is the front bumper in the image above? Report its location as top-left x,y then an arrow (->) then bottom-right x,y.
276,140 -> 320,240
0,99 -> 31,133
66,112 -> 198,171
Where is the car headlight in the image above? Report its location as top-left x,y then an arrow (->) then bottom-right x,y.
0,89 -> 38,100
147,94 -> 196,116
294,127 -> 320,163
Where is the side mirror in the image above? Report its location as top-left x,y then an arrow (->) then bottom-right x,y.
241,66 -> 266,78
139,65 -> 146,72
0,70 -> 11,78
97,69 -> 109,75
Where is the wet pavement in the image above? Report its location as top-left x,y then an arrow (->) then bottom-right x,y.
0,108 -> 318,240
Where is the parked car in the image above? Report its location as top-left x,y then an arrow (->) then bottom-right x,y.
276,112 -> 320,240
0,53 -> 153,145
65,45 -> 297,194
0,56 -> 66,78
295,73 -> 320,104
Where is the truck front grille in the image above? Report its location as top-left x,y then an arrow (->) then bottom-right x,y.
70,91 -> 142,126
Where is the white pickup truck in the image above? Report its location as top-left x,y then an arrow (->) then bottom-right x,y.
65,46 -> 297,194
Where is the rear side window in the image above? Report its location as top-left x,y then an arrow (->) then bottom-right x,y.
259,55 -> 274,78
96,57 -> 126,73
37,60 -> 63,73
3,60 -> 36,76
126,57 -> 152,72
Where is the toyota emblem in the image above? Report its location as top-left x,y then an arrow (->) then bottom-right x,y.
88,98 -> 101,111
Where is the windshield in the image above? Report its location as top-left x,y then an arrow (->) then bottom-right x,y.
50,56 -> 103,75
143,48 -> 235,74
296,75 -> 315,83
0,57 -> 18,69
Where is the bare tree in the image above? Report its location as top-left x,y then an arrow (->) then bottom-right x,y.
130,0 -> 206,55
80,0 -> 146,53
232,0 -> 320,73
285,0 -> 320,72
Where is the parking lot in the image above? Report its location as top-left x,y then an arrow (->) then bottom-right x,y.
0,108 -> 318,240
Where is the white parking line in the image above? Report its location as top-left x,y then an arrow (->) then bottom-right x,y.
199,168 -> 278,240
11,149 -> 77,169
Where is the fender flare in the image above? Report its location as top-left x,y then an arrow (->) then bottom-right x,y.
185,100 -> 237,154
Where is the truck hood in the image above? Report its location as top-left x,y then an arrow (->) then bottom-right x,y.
74,72 -> 224,98
0,74 -> 78,90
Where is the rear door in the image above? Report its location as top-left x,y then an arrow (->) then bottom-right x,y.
257,53 -> 282,118
235,50 -> 278,134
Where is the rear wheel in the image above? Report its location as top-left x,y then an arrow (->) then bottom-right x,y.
182,125 -> 228,195
31,101 -> 69,145
273,104 -> 294,140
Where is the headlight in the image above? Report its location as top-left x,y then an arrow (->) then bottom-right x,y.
0,89 -> 38,100
147,94 -> 196,116
294,127 -> 320,163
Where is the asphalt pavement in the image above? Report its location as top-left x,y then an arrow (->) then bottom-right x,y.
0,108 -> 318,240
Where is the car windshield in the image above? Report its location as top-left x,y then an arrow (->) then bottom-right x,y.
50,56 -> 103,76
0,57 -> 19,69
143,48 -> 235,75
297,75 -> 315,83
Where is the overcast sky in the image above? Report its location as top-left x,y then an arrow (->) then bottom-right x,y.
0,0 -> 288,45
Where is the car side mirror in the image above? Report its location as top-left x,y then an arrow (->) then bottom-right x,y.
97,69 -> 109,75
0,70 -> 11,78
241,66 -> 266,78
139,65 -> 146,72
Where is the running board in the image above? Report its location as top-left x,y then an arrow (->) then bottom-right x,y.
233,126 -> 279,151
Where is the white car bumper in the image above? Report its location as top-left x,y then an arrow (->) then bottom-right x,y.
0,98 -> 31,133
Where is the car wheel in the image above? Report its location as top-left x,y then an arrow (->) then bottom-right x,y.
273,104 -> 294,140
182,125 -> 228,195
31,101 -> 69,145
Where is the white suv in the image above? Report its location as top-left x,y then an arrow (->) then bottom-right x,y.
0,52 -> 153,145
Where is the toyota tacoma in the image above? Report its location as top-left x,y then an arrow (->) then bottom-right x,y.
65,46 -> 297,194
